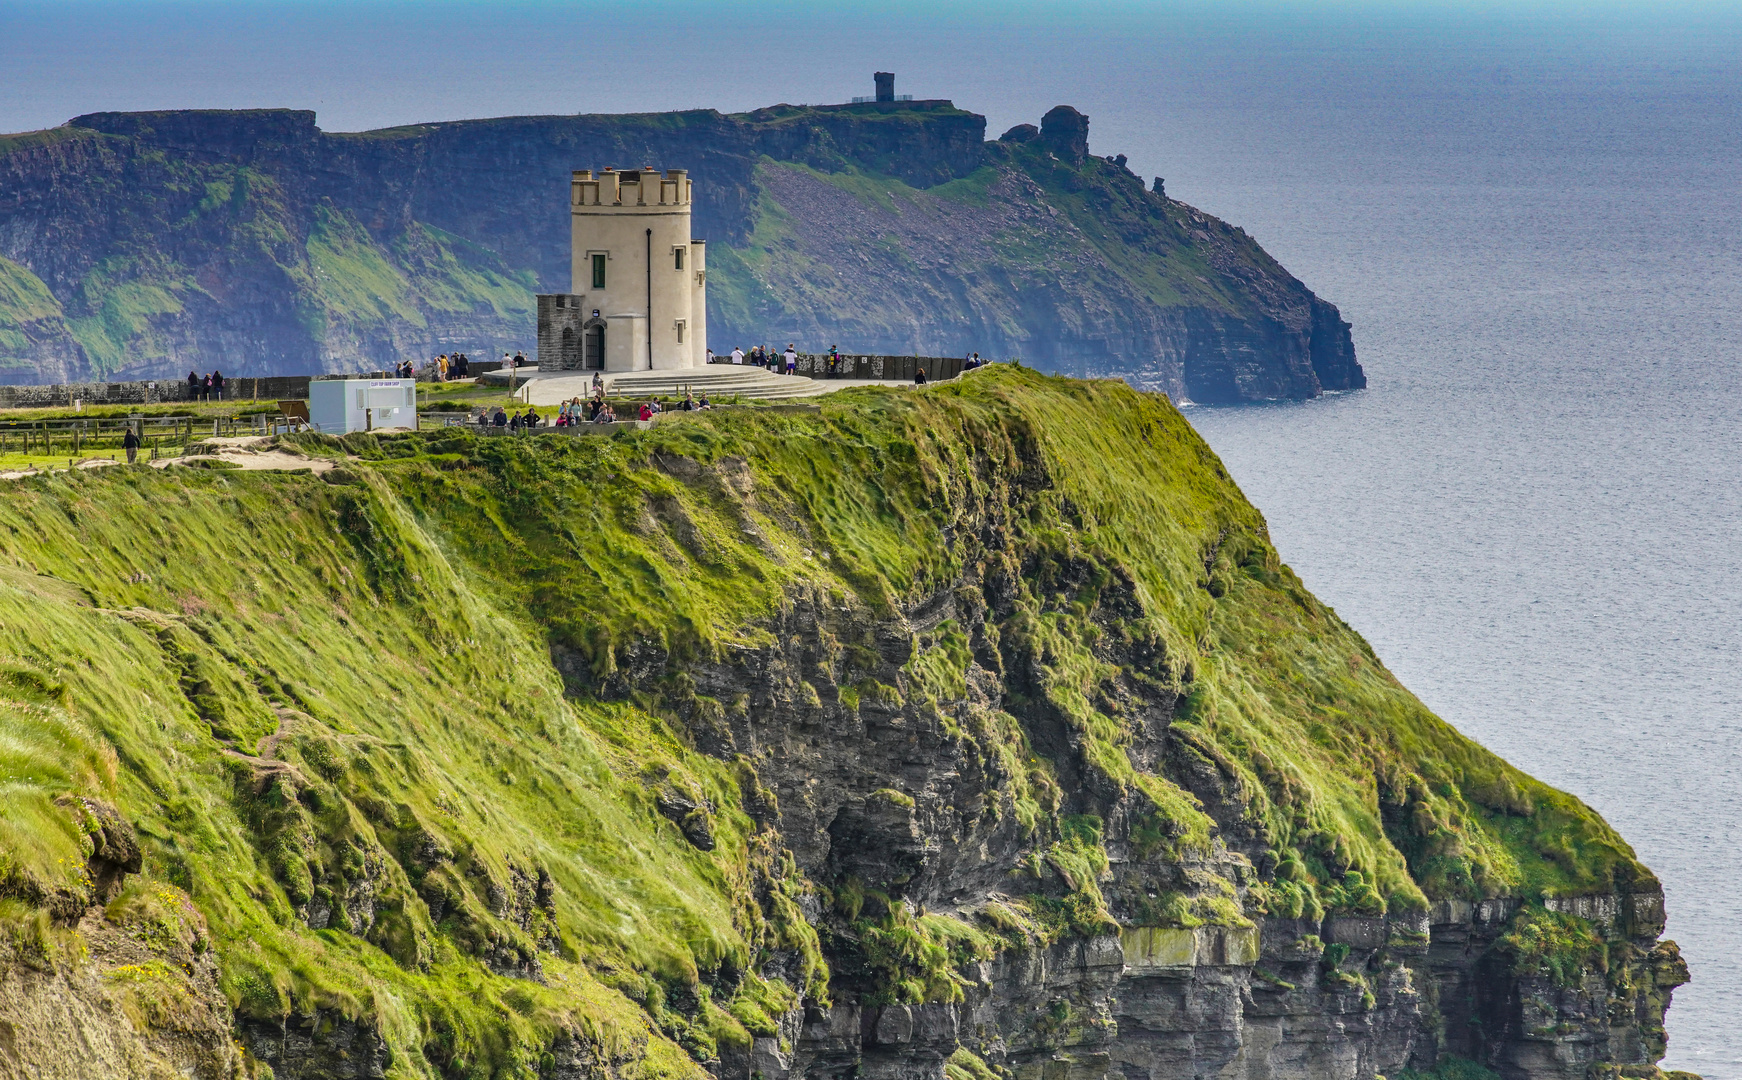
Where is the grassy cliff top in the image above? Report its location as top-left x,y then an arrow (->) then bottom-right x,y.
0,367 -> 1648,1076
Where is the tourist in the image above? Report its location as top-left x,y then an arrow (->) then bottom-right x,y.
455,353 -> 469,379
681,390 -> 695,411
492,406 -> 508,430
706,347 -> 716,364
524,407 -> 539,430
592,371 -> 604,396
638,401 -> 652,421
827,345 -> 839,375
201,372 -> 213,401
731,346 -> 744,365
122,424 -> 140,464
212,370 -> 225,400
915,367 -> 927,385
784,344 -> 797,375
697,392 -> 711,410
187,371 -> 200,401
475,407 -> 490,430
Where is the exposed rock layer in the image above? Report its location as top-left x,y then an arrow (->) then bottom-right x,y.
0,373 -> 1678,1080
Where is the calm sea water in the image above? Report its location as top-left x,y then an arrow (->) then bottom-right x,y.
5,2 -> 1738,1071
1153,19 -> 1742,1076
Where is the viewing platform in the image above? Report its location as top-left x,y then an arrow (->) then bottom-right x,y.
481,356 -> 980,404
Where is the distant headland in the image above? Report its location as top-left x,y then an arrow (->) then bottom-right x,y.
0,73 -> 1363,403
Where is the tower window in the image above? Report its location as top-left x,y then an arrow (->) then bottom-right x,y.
675,320 -> 686,343
591,253 -> 606,289
674,247 -> 685,271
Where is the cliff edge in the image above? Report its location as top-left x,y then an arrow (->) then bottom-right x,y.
0,102 -> 1360,401
0,369 -> 1682,1080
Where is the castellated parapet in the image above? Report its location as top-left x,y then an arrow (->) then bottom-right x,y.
537,167 -> 707,372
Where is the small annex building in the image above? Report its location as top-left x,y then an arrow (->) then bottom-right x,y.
536,167 -> 707,372
308,377 -> 418,434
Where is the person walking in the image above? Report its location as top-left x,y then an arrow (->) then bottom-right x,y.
784,344 -> 797,375
122,423 -> 140,464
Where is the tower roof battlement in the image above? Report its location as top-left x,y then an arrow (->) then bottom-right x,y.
572,168 -> 691,209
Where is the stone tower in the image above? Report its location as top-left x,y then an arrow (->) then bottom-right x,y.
537,167 -> 707,372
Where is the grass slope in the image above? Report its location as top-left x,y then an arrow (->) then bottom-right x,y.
0,368 -> 1647,1076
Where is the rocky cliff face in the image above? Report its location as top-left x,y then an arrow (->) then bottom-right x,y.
0,101 -> 1360,401
0,371 -> 1678,1080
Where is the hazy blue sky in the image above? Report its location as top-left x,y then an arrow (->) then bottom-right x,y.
4,0 -> 1739,144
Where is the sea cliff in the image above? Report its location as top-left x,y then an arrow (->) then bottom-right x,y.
0,369 -> 1681,1080
0,102 -> 1360,402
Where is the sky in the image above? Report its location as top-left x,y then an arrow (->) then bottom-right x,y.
4,0 -> 1740,149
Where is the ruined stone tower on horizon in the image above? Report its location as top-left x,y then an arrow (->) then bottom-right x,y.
537,167 -> 707,372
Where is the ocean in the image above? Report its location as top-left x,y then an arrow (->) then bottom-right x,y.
1148,15 -> 1742,1075
4,2 -> 1738,1071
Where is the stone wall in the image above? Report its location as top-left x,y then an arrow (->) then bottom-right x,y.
537,295 -> 589,371
0,375 -> 314,409
715,354 -> 975,381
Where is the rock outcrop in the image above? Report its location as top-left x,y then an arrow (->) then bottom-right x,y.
0,370 -> 1679,1080
0,101 -> 1361,401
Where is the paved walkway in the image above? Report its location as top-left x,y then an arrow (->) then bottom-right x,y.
518,370 -> 917,407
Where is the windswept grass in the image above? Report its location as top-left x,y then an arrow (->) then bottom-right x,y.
0,366 -> 1650,1073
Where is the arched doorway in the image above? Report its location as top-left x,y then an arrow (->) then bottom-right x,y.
584,321 -> 606,370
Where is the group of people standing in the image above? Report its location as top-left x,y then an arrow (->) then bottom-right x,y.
714,344 -> 800,375
432,353 -> 473,380
397,352 -> 476,381
474,405 -> 542,432
185,370 -> 225,401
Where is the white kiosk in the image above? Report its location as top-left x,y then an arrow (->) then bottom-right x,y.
308,378 -> 418,434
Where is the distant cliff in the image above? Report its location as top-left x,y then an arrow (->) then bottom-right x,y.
0,101 -> 1363,402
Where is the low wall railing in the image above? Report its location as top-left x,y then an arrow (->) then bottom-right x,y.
711,354 -> 975,381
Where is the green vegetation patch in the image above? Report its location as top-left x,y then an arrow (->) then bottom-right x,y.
0,367 -> 1652,1072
